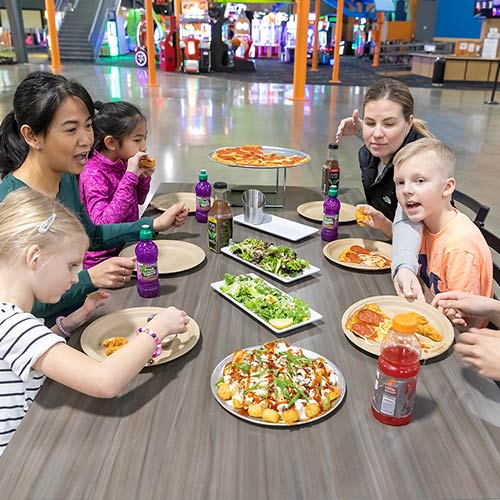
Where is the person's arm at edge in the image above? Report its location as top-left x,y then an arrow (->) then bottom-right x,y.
391,204 -> 422,278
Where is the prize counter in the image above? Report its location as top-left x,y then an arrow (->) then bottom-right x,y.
411,53 -> 500,83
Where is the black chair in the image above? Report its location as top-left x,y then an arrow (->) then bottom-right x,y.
452,189 -> 490,228
480,225 -> 500,288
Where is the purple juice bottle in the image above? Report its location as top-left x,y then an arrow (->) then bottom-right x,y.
195,170 -> 212,223
135,224 -> 160,298
321,186 -> 341,242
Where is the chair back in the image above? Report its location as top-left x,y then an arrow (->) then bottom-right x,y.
452,189 -> 490,228
480,226 -> 500,289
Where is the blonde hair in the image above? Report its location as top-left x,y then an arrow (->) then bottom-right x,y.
364,78 -> 434,138
0,188 -> 89,261
393,138 -> 455,177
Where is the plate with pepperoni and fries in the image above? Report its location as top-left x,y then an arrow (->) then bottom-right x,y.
323,238 -> 392,271
209,145 -> 310,168
341,295 -> 454,360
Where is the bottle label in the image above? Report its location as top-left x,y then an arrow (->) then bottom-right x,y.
322,214 -> 338,230
372,369 -> 418,419
137,263 -> 158,281
328,170 -> 340,188
207,217 -> 218,250
197,196 -> 211,211
207,216 -> 233,252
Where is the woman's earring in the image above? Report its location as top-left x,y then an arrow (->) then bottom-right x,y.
36,145 -> 41,151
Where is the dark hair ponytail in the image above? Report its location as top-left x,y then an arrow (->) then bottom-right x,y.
92,101 -> 145,153
0,111 -> 29,178
0,71 -> 94,179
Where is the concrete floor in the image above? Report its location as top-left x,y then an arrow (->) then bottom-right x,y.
0,62 -> 498,232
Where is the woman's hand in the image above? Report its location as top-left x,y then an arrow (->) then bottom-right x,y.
126,151 -> 154,177
431,290 -> 498,327
153,201 -> 189,232
63,290 -> 110,332
336,108 -> 362,142
393,267 -> 425,301
356,204 -> 392,238
87,256 -> 136,289
147,306 -> 189,341
455,328 -> 500,380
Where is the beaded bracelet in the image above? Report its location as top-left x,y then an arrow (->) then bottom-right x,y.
136,327 -> 162,358
55,316 -> 71,339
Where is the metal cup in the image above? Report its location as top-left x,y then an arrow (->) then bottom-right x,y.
242,189 -> 266,225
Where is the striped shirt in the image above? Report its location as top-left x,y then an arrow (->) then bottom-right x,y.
0,302 -> 64,456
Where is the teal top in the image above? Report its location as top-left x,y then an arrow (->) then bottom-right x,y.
0,173 -> 154,318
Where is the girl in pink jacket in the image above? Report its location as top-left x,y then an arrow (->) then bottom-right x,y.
79,101 -> 154,268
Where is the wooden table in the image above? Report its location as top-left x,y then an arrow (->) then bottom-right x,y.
1,183 -> 500,500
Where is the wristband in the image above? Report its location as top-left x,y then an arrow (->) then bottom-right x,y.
55,316 -> 71,339
136,327 -> 162,358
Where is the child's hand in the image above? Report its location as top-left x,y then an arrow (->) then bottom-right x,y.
393,267 -> 425,301
88,256 -> 136,288
336,108 -> 361,142
126,151 -> 154,177
63,290 -> 110,332
356,204 -> 392,238
153,202 -> 189,232
147,306 -> 189,341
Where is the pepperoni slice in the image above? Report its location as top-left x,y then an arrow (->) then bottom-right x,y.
350,245 -> 371,255
345,252 -> 363,263
357,309 -> 384,325
351,322 -> 376,338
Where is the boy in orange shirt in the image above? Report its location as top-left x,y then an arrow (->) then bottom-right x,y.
392,138 -> 492,300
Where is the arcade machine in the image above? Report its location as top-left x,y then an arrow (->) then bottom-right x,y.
133,10 -> 164,67
232,13 -> 255,71
252,12 -> 284,58
209,6 -> 234,72
159,15 -> 176,72
179,0 -> 211,73
283,15 -> 296,62
317,15 -> 334,64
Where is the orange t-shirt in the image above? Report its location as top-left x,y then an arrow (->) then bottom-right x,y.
418,211 -> 493,298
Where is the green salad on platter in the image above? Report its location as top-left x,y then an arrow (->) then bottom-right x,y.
219,273 -> 311,328
229,238 -> 309,278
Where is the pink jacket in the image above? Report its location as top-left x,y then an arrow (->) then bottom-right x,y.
79,150 -> 151,268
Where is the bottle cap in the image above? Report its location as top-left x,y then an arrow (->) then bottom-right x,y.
328,186 -> 338,197
139,224 -> 153,240
199,170 -> 208,181
392,313 -> 418,334
328,143 -> 339,150
213,181 -> 227,190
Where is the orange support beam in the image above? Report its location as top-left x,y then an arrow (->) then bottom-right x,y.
290,0 -> 309,100
330,0 -> 344,83
310,0 -> 320,72
45,0 -> 61,71
145,0 -> 159,87
372,11 -> 384,68
174,0 -> 182,71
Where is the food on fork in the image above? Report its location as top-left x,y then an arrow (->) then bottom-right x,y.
101,336 -> 128,356
338,244 -> 391,269
356,207 -> 371,227
139,156 -> 156,168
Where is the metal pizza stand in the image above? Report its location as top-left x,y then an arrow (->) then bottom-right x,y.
208,146 -> 311,208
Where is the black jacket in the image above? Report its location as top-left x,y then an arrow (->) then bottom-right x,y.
358,127 -> 424,221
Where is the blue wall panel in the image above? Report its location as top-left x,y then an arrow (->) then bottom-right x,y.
435,0 -> 482,38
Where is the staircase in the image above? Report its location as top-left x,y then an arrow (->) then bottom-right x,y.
58,0 -> 116,62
